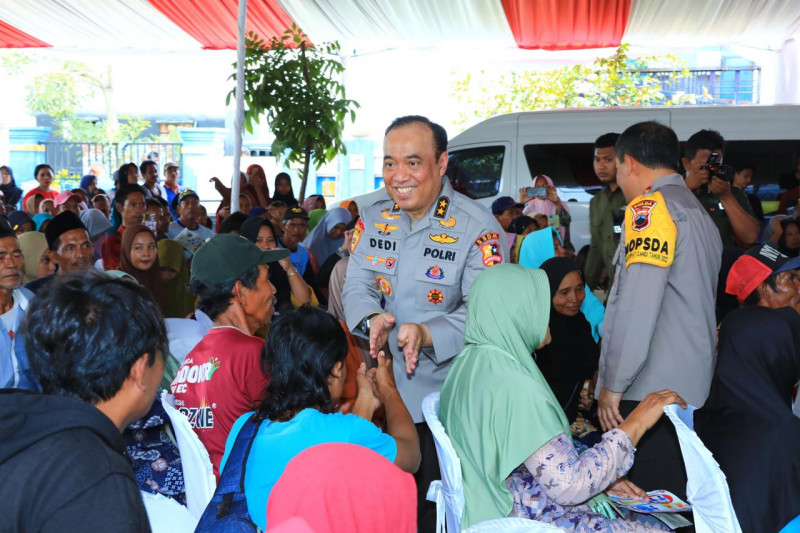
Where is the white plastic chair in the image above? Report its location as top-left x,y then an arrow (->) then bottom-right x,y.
161,390 -> 217,519
662,404 -> 742,533
422,392 -> 564,533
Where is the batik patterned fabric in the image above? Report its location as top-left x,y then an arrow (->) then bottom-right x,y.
506,429 -> 668,532
124,399 -> 187,506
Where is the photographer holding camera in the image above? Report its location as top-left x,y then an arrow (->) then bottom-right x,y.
682,129 -> 760,247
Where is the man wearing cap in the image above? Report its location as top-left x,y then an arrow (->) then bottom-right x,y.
25,211 -> 94,294
162,162 -> 181,218
55,190 -> 82,216
279,205 -> 320,299
6,211 -> 34,235
91,193 -> 111,219
0,224 -> 38,391
342,115 -> 506,530
167,190 -> 215,257
726,242 -> 800,312
491,196 -> 524,252
596,121 -> 722,498
584,132 -> 626,291
102,184 -> 146,270
170,234 -> 288,478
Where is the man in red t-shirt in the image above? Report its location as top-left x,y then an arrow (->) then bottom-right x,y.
102,184 -> 146,270
170,234 -> 289,478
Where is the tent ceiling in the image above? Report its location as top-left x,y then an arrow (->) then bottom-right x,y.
0,0 -> 799,52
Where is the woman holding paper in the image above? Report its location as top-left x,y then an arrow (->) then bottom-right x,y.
440,264 -> 685,531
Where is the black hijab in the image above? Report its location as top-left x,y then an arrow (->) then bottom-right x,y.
240,217 -> 293,313
695,306 -> 800,533
271,173 -> 298,206
0,166 -> 22,207
536,257 -> 600,422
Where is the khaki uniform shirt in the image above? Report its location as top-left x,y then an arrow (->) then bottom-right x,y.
343,178 -> 507,421
585,185 -> 627,289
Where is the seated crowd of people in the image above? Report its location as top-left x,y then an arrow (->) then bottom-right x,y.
0,117 -> 799,533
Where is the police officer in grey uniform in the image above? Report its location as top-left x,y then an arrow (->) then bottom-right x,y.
596,121 -> 721,499
343,115 -> 506,532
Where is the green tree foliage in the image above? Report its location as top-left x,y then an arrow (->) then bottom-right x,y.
452,44 -> 697,128
229,24 -> 359,201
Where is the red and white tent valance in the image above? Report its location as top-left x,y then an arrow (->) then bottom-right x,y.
1,0 -> 799,52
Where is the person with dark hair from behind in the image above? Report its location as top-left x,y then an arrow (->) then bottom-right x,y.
731,162 -> 763,221
219,210 -> 250,235
25,211 -> 95,294
584,132 -> 625,292
777,159 -> 800,215
725,242 -> 800,313
0,274 -> 166,532
170,234 -> 289,478
102,183 -> 147,270
0,225 -> 39,391
682,129 -> 759,247
0,165 -> 23,208
694,306 -> 800,533
596,121 -> 721,499
214,306 -> 420,531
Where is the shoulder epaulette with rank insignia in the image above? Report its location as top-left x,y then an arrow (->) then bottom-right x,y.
433,196 -> 450,219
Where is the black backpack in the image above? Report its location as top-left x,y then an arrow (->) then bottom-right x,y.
195,416 -> 264,533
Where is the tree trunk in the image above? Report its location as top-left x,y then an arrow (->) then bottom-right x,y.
299,144 -> 311,202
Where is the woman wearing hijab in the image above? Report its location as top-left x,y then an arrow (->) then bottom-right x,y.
31,213 -> 53,233
79,174 -> 98,197
695,307 -> 800,533
266,443 -> 416,533
302,194 -> 326,214
271,172 -> 298,207
18,231 -> 54,284
239,217 -> 314,313
119,225 -> 164,310
440,264 -> 684,531
307,208 -> 326,231
520,227 -> 605,342
0,166 -> 23,208
80,208 -> 112,262
302,207 -> 351,266
521,175 -> 571,239
340,199 -> 359,220
538,257 -> 600,424
157,239 -> 195,318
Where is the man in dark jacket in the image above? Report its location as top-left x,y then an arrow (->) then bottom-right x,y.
0,273 -> 166,532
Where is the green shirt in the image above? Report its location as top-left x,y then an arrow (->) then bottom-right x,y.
693,186 -> 755,247
585,186 -> 627,289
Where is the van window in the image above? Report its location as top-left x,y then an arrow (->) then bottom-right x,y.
446,146 -> 504,199
523,143 -> 599,190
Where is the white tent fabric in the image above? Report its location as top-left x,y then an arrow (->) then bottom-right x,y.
0,0 -> 202,51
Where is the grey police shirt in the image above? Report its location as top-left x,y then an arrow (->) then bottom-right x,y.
343,178 -> 508,421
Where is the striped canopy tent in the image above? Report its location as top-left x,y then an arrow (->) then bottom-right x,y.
1,0 -> 799,52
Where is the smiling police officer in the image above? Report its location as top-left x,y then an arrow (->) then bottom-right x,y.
596,121 -> 721,499
343,115 -> 506,531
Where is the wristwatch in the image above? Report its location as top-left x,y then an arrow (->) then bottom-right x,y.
359,313 -> 380,337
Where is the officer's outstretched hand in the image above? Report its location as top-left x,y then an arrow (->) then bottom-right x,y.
597,386 -> 625,432
397,322 -> 432,374
369,312 -> 396,357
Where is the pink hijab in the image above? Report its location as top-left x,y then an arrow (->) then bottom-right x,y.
522,174 -> 569,217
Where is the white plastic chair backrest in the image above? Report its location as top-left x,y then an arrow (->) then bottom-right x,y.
423,392 -> 466,533
663,404 -> 742,533
140,491 -> 197,533
161,390 -> 217,519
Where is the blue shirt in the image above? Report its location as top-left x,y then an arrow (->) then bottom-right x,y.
220,408 -> 396,530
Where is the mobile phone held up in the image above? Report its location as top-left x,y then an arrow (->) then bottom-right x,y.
145,212 -> 158,233
526,186 -> 548,198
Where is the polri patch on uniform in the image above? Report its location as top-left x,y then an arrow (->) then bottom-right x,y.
474,232 -> 500,247
439,217 -> 456,228
351,218 -> 365,253
425,264 -> 444,280
624,190 -> 676,269
480,240 -> 502,267
376,276 -> 393,297
375,223 -> 398,236
433,196 -> 450,219
429,233 -> 458,244
427,288 -> 444,304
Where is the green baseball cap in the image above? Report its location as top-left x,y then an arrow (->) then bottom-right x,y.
190,234 -> 289,297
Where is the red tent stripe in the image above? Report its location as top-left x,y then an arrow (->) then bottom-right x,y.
501,0 -> 631,51
0,18 -> 50,48
147,0 -> 295,50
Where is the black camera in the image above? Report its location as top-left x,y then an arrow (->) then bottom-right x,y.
704,151 -> 735,182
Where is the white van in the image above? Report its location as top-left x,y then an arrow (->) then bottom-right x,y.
445,105 -> 800,249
